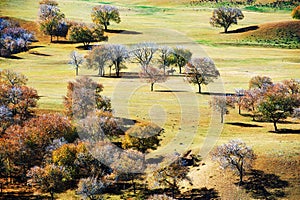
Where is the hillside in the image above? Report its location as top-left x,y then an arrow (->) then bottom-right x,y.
240,20 -> 300,48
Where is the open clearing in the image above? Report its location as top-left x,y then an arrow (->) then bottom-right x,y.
0,0 -> 299,199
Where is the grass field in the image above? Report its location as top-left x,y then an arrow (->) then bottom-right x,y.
1,0 -> 300,199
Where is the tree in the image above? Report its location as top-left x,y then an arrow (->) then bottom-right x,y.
85,45 -> 110,76
282,79 -> 300,94
27,164 -> 71,200
111,149 -> 145,194
210,7 -> 244,33
69,51 -> 84,76
130,42 -> 158,67
258,83 -> 299,132
157,46 -> 173,75
139,65 -> 168,92
77,176 -> 107,200
185,57 -> 220,94
239,88 -> 262,120
0,70 -> 39,125
292,5 -> 300,19
105,44 -> 129,77
91,5 -> 121,31
63,76 -> 105,119
68,23 -> 94,49
249,75 -> 273,89
0,19 -> 34,57
122,122 -> 162,153
212,139 -> 256,185
171,46 -> 192,74
39,0 -> 65,42
210,96 -> 235,123
235,88 -> 245,115
150,153 -> 191,198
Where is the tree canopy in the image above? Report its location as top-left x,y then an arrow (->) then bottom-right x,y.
185,57 -> 220,93
91,5 -> 121,31
210,7 -> 244,33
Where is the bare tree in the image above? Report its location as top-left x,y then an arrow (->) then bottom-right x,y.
212,139 -> 256,185
85,45 -> 109,77
69,51 -> 84,76
130,42 -> 158,66
105,44 -> 129,77
139,65 -> 168,92
210,96 -> 235,123
185,57 -> 220,93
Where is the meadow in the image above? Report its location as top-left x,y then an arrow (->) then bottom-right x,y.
0,0 -> 299,199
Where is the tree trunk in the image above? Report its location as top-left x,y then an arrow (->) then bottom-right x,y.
179,65 -> 182,74
50,189 -> 54,200
224,26 -> 228,33
220,110 -> 224,123
198,83 -> 202,93
151,83 -> 154,92
273,121 -> 278,132
104,22 -> 108,31
50,35 -> 53,43
238,105 -> 241,115
76,67 -> 78,76
239,169 -> 243,185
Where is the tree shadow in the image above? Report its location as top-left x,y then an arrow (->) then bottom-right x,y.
105,29 -> 142,35
51,40 -> 75,44
243,169 -> 289,199
200,92 -> 236,96
28,45 -> 45,50
269,129 -> 300,134
155,89 -> 189,93
180,187 -> 220,200
2,55 -> 23,59
226,26 -> 259,34
226,122 -> 263,128
29,51 -> 51,56
0,192 -> 50,200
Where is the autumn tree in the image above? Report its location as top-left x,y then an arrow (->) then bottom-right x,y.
139,65 -> 168,92
130,42 -> 158,66
210,7 -> 244,33
258,83 -> 299,132
292,5 -> 300,19
85,45 -> 110,76
212,139 -> 256,185
105,44 -> 129,77
185,57 -> 220,94
111,149 -> 145,194
235,88 -> 245,115
171,46 -> 192,74
69,51 -> 84,76
63,76 -> 106,119
39,0 -> 65,42
0,70 -> 39,127
69,23 -> 94,48
77,176 -> 107,200
249,75 -> 273,89
122,122 -> 162,153
282,79 -> 300,94
91,5 -> 121,31
27,164 -> 71,200
210,96 -> 235,123
239,89 -> 262,120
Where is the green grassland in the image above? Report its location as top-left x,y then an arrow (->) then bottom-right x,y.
1,0 -> 300,199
